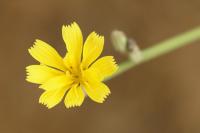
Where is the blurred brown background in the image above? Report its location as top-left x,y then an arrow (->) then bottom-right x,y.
1,0 -> 200,133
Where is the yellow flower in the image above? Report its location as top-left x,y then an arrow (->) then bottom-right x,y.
26,22 -> 118,108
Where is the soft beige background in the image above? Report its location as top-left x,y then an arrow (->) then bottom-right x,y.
1,0 -> 200,133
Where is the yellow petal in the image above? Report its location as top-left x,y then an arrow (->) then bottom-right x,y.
82,32 -> 104,69
82,67 -> 103,83
83,81 -> 110,103
62,22 -> 83,67
63,53 -> 80,74
90,56 -> 118,80
26,65 -> 63,84
39,74 -> 73,91
64,84 -> 85,108
39,87 -> 68,109
28,39 -> 66,71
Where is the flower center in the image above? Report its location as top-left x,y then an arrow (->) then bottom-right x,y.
67,66 -> 85,85
73,74 -> 82,83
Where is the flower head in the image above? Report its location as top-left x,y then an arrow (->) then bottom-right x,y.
26,22 -> 118,108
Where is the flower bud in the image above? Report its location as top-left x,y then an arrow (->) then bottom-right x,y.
111,30 -> 128,53
127,39 -> 143,63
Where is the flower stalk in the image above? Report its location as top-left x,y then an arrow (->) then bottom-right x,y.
107,26 -> 200,81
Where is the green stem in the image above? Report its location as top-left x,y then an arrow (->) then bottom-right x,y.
106,26 -> 200,81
